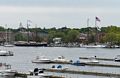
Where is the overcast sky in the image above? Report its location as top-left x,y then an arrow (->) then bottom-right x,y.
0,0 -> 119,29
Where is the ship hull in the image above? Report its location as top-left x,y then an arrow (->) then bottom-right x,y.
14,43 -> 47,47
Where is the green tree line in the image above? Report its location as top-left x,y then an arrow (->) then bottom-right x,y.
0,25 -> 120,45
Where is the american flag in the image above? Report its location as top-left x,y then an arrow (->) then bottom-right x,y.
27,20 -> 32,23
27,20 -> 32,27
95,17 -> 100,22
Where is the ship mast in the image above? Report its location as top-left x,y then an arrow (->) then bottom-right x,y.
27,20 -> 30,43
95,17 -> 99,45
35,24 -> 38,43
5,24 -> 8,44
27,20 -> 32,43
87,18 -> 89,44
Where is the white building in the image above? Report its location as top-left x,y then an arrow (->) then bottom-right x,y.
53,38 -> 62,44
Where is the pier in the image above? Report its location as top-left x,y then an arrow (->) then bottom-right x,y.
15,72 -> 65,78
85,63 -> 120,68
15,69 -> 120,78
79,57 -> 114,61
15,72 -> 28,78
45,68 -> 120,77
49,61 -> 120,68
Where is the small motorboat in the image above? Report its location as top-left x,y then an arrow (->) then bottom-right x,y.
0,50 -> 13,56
80,56 -> 99,63
4,44 -> 14,47
51,65 -> 69,70
114,55 -> 120,62
82,44 -> 106,48
0,69 -> 17,76
88,56 -> 99,63
0,63 -> 17,76
32,56 -> 52,63
72,60 -> 86,66
28,68 -> 52,78
53,56 -> 70,63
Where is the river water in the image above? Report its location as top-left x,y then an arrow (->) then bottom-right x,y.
0,46 -> 120,78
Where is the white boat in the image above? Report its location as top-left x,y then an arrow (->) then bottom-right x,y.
82,44 -> 106,48
51,65 -> 69,70
28,68 -> 52,78
80,56 -> 99,63
32,56 -> 51,63
0,50 -> 13,56
0,69 -> 17,76
0,64 -> 17,76
53,56 -> 70,63
4,43 -> 14,47
114,55 -> 120,62
88,57 -> 99,63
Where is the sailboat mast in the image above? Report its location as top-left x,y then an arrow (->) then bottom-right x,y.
27,20 -> 29,43
87,18 -> 89,44
95,18 -> 98,44
5,24 -> 8,43
35,24 -> 37,42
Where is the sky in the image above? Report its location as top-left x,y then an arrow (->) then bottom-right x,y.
0,0 -> 120,29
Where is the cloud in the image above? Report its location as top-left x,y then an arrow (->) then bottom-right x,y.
0,5 -> 119,28
0,6 -> 119,14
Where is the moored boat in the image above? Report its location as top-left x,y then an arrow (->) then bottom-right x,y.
72,60 -> 86,66
53,56 -> 71,63
0,69 -> 17,76
32,56 -> 52,63
82,44 -> 106,48
0,50 -> 13,56
4,43 -> 14,47
28,68 -> 52,78
0,63 -> 17,76
114,55 -> 120,62
14,41 -> 47,47
51,65 -> 69,70
80,56 -> 99,63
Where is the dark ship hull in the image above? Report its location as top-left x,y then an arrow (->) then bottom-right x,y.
14,42 -> 47,47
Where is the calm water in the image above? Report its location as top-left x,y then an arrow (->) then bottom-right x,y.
0,46 -> 120,78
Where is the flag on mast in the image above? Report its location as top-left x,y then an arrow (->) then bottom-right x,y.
95,17 -> 100,22
27,20 -> 32,27
27,20 -> 32,23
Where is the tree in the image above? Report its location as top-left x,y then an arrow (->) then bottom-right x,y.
0,26 -> 5,31
65,29 -> 80,43
104,32 -> 117,45
48,31 -> 56,43
15,33 -> 27,41
116,34 -> 120,46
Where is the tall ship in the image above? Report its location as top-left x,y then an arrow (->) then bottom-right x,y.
14,21 -> 48,47
14,41 -> 47,47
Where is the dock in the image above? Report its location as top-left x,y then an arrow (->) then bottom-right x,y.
85,63 -> 120,68
33,61 -> 120,68
45,68 -> 120,77
79,57 -> 114,61
15,72 -> 28,78
51,61 -> 71,64
51,61 -> 120,68
15,72 -> 65,78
